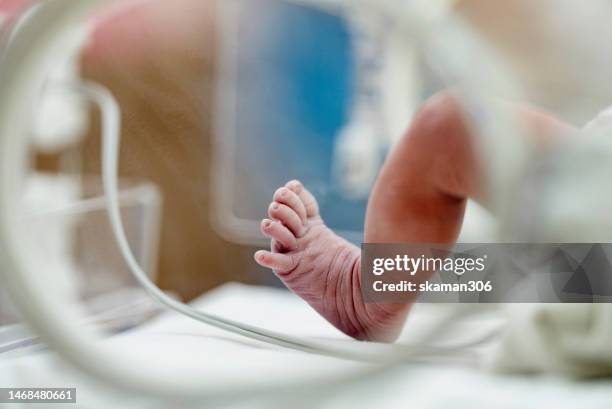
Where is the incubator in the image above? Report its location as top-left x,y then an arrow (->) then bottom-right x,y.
1,0 -> 612,407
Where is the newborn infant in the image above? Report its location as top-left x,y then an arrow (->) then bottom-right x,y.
254,91 -> 573,342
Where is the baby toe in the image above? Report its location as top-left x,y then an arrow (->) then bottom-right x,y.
254,250 -> 298,273
296,185 -> 320,218
273,187 -> 307,222
269,201 -> 304,236
285,180 -> 304,195
260,219 -> 297,251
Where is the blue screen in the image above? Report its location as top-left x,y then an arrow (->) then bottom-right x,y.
231,0 -> 367,239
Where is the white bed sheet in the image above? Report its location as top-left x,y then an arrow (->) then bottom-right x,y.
1,283 -> 611,408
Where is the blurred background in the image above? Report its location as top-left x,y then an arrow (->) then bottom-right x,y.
3,0 -> 612,310
3,1 -> 612,402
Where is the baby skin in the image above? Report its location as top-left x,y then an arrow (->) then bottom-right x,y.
255,91 -> 573,342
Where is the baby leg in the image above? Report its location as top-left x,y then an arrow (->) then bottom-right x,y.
365,92 -> 575,244
255,91 -> 572,342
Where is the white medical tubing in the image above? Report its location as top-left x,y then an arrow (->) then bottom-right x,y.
88,80 -> 375,359
0,0 -> 503,398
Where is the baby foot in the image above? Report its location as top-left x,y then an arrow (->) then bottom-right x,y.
254,180 -> 407,342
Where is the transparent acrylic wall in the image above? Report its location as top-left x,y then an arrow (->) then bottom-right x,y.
0,177 -> 163,356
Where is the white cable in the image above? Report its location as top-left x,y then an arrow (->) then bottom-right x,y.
81,0 -> 509,362
80,81 -> 368,360
0,0 -> 500,397
81,78 -> 499,362
79,0 -> 508,363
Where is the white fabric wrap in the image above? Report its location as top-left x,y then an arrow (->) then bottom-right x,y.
490,108 -> 612,377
